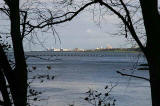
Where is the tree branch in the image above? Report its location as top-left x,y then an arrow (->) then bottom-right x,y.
98,0 -> 145,53
3,0 -> 11,8
21,11 -> 28,39
116,71 -> 150,81
119,0 -> 145,52
0,7 -> 10,16
24,1 -> 95,36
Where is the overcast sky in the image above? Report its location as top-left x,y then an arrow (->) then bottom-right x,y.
1,0 -> 159,51
23,10 -> 132,51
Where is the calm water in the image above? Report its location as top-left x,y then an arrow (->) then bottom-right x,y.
27,53 -> 151,106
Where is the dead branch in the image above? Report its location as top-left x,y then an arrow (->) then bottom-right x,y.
116,71 -> 150,81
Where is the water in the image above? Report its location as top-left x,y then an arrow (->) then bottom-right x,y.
27,53 -> 151,106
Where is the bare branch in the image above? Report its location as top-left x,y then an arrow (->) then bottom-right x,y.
119,0 -> 145,50
21,11 -> 28,39
0,7 -> 10,16
3,0 -> 11,8
116,71 -> 150,81
98,0 -> 145,53
24,1 -> 95,37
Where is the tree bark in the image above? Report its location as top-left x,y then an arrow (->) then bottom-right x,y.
139,1 -> 160,106
9,0 -> 28,105
0,69 -> 12,106
145,51 -> 160,106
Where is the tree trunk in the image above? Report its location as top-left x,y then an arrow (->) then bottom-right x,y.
139,1 -> 160,106
145,50 -> 160,106
0,68 -> 12,106
144,20 -> 160,106
9,0 -> 28,105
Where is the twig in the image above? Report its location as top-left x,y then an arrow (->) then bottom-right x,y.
116,71 -> 150,81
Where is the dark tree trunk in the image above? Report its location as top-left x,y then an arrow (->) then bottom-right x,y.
144,16 -> 160,106
8,0 -> 28,105
0,69 -> 12,106
145,24 -> 160,106
145,51 -> 160,106
139,1 -> 160,106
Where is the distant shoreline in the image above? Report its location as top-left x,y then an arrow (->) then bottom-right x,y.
22,48 -> 141,53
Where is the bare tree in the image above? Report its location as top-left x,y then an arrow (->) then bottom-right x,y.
0,0 -> 96,105
54,0 -> 159,106
0,0 -> 159,106
30,0 -> 159,106
93,1 -> 160,106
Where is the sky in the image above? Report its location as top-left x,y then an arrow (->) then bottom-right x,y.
23,10 -> 132,51
2,0 -> 160,51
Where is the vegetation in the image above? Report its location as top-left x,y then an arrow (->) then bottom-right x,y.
85,48 -> 141,52
84,85 -> 116,106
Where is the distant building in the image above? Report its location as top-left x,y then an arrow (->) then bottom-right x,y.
96,47 -> 100,50
52,48 -> 72,51
106,45 -> 112,49
73,48 -> 84,51
63,48 -> 71,51
53,48 -> 61,51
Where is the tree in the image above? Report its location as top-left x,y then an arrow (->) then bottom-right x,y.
0,0 -> 27,105
26,0 -> 160,105
30,0 -> 158,106
0,0 -> 91,105
57,0 -> 159,106
0,0 -> 159,106
94,1 -> 160,106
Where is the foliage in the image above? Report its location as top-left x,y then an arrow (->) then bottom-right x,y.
27,67 -> 55,106
84,85 -> 116,106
